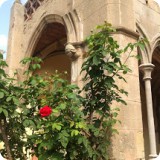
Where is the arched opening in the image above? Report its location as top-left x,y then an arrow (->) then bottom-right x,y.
139,45 -> 160,158
32,22 -> 71,81
137,25 -> 153,159
151,46 -> 160,153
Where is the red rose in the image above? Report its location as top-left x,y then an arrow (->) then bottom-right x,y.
39,106 -> 52,117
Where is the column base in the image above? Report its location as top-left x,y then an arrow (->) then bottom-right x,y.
149,154 -> 158,160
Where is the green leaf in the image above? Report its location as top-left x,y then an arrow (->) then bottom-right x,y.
52,123 -> 63,131
71,130 -> 79,136
59,136 -> 69,148
0,92 -> 4,99
75,122 -> 86,129
93,56 -> 99,65
0,69 -> 5,75
0,108 -> 3,113
56,125 -> 62,131
23,119 -> 30,127
58,103 -> 66,110
39,153 -> 49,160
2,109 -> 8,117
13,97 -> 19,105
29,120 -> 36,129
70,121 -> 74,128
67,93 -> 76,99
52,109 -> 59,113
78,137 -> 83,144
138,43 -> 145,50
30,79 -> 37,85
6,97 -> 12,102
50,153 -> 64,160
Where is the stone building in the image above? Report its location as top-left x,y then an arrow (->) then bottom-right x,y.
6,0 -> 160,159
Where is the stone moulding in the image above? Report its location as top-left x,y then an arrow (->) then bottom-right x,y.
136,22 -> 151,64
25,9 -> 83,57
151,33 -> 160,52
116,26 -> 139,40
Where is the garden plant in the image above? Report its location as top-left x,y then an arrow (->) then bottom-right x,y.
0,22 -> 145,160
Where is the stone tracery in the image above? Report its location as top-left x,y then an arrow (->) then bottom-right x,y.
24,0 -> 45,20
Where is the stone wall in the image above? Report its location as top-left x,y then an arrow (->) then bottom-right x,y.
6,0 -> 160,159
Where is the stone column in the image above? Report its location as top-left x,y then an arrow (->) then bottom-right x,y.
139,63 -> 157,159
65,42 -> 84,88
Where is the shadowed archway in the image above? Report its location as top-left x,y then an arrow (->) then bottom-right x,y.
151,46 -> 160,153
32,21 -> 71,81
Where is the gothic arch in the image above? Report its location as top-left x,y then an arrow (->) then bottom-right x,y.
151,35 -> 160,153
136,22 -> 151,64
137,23 -> 160,157
26,10 -> 83,57
151,33 -> 160,54
136,22 -> 153,159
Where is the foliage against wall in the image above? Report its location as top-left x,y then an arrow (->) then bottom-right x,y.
0,22 -> 145,160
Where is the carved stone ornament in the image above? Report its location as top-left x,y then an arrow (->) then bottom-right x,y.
65,43 -> 79,61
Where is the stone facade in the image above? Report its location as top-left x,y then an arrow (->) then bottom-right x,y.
6,0 -> 160,159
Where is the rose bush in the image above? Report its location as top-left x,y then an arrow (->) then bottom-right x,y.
39,106 -> 52,117
0,22 -> 146,160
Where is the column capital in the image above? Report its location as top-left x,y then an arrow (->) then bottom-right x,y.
139,63 -> 155,80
